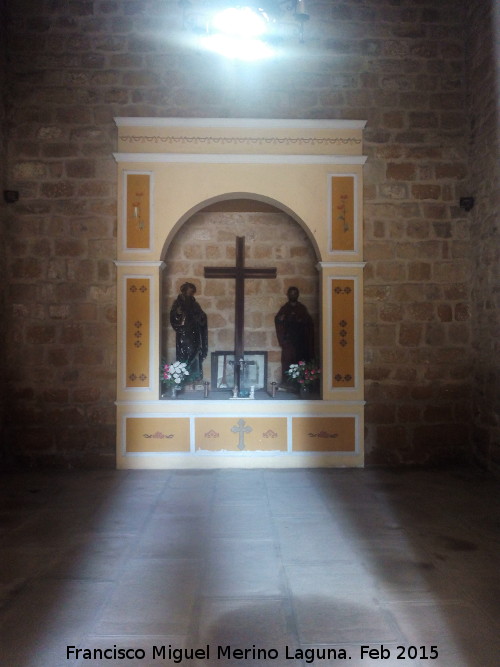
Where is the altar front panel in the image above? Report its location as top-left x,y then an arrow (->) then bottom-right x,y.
126,416 -> 190,453
195,417 -> 288,452
117,402 -> 364,468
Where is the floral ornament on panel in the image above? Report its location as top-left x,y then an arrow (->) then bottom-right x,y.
131,200 -> 145,231
161,360 -> 190,388
337,193 -> 349,232
285,360 -> 321,386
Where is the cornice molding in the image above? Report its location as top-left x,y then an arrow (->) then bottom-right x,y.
317,262 -> 367,269
114,117 -> 367,130
118,133 -> 362,148
113,152 -> 368,165
114,261 -> 165,267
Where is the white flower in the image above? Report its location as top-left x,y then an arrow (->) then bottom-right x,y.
161,360 -> 190,387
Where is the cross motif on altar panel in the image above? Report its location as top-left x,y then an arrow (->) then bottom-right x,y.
231,418 -> 252,451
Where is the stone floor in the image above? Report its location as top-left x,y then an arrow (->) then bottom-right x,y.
0,467 -> 498,667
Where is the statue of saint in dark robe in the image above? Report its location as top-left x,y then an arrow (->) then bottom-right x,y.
275,286 -> 314,384
170,282 -> 208,382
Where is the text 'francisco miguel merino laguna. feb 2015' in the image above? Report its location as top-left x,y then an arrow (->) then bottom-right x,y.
66,643 -> 440,662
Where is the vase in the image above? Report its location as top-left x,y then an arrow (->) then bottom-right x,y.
166,385 -> 177,399
299,384 -> 310,399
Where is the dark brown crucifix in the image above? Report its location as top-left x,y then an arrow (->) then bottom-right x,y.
204,236 -> 277,395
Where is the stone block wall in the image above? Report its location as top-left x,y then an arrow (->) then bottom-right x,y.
162,210 -> 320,386
467,0 -> 500,471
2,0 -> 496,468
0,0 -> 6,461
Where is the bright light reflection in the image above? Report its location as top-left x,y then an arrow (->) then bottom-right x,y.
212,7 -> 267,38
201,34 -> 274,61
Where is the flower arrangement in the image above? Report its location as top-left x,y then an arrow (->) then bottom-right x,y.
161,360 -> 189,388
286,360 -> 321,386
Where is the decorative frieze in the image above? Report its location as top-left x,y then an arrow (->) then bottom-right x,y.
115,118 -> 366,157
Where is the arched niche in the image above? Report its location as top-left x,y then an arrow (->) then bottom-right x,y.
160,195 -> 321,391
114,117 -> 366,469
160,192 -> 322,261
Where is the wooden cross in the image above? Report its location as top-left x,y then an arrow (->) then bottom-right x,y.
204,236 -> 277,393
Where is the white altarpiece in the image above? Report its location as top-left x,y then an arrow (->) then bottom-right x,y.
114,118 -> 366,469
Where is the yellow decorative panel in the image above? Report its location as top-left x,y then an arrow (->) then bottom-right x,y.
331,279 -> 355,388
292,417 -> 356,452
330,175 -> 355,252
126,417 -> 190,452
126,278 -> 150,388
195,417 -> 287,452
126,173 -> 150,249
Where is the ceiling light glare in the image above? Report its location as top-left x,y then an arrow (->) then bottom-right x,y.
202,33 -> 274,61
212,6 -> 268,38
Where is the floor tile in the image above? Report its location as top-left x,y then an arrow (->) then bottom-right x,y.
0,579 -> 112,667
209,503 -> 274,538
192,598 -> 299,666
267,487 -> 331,517
94,558 -> 201,635
292,596 -> 401,645
133,514 -> 209,559
155,486 -> 213,515
203,538 -> 285,597
46,534 -> 135,581
274,516 -> 358,562
385,601 -> 500,667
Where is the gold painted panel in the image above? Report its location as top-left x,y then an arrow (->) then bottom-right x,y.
331,175 -> 355,252
126,173 -> 150,249
331,279 -> 355,388
126,417 -> 190,452
292,417 -> 356,452
126,278 -> 150,387
195,417 -> 287,452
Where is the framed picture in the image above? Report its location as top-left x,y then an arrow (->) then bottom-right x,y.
211,351 -> 268,392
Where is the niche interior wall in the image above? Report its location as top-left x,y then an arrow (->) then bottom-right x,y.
161,207 -> 321,387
